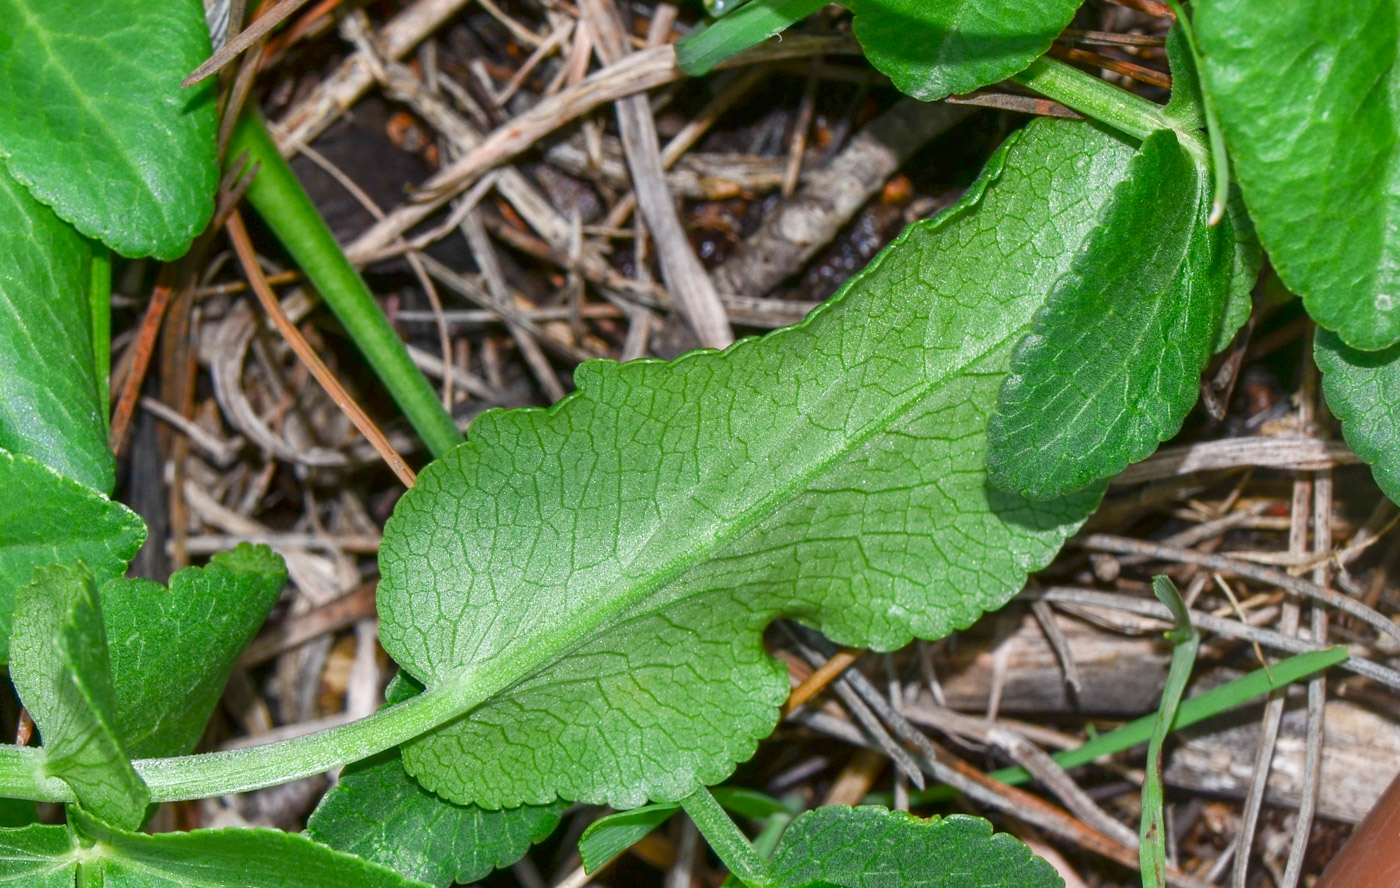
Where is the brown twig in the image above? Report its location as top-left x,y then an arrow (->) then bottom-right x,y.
185,0 -> 313,86
225,211 -> 416,487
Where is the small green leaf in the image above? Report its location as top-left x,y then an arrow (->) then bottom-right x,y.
765,806 -> 1062,887
677,0 -> 827,75
0,449 -> 145,664
378,119 -> 1137,810
0,0 -> 218,259
1316,330 -> 1400,505
9,564 -> 149,829
0,824 -> 76,887
1214,186 -> 1260,353
0,166 -> 111,494
845,0 -> 1084,101
103,544 -> 288,759
989,129 -> 1231,499
1194,0 -> 1400,350
578,804 -> 679,875
63,809 -> 430,888
307,752 -> 564,888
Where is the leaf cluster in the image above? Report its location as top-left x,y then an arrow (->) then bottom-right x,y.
0,0 -> 1391,885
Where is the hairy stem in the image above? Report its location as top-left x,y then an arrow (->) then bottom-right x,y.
225,112 -> 464,460
1013,56 -> 1171,143
681,787 -> 769,887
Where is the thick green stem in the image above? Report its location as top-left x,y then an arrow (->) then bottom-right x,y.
1012,56 -> 1171,143
681,788 -> 769,887
89,247 -> 110,428
225,112 -> 464,459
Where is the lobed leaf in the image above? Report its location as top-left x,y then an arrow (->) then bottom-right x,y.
377,119 -> 1137,810
9,564 -> 148,829
0,450 -> 144,664
0,0 -> 218,259
102,544 -> 288,759
0,166 -> 111,494
988,129 -> 1232,499
1194,0 -> 1400,350
1315,330 -> 1400,504
765,806 -> 1062,887
845,0 -> 1083,101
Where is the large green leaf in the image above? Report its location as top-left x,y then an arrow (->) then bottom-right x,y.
0,450 -> 144,664
0,814 -> 431,888
0,166 -> 111,494
9,564 -> 149,829
765,807 -> 1062,887
0,0 -> 218,259
307,674 -> 564,888
1316,330 -> 1400,504
987,129 -> 1232,500
1194,0 -> 1400,350
377,118 -> 1136,810
845,0 -> 1084,101
103,544 -> 287,759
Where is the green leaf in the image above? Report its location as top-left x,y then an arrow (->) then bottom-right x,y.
62,809 -> 431,888
0,449 -> 144,664
0,166 -> 111,494
578,804 -> 679,875
844,0 -> 1084,102
307,752 -> 564,888
765,806 -> 1062,887
0,0 -> 218,259
308,672 -> 563,888
9,564 -> 149,829
1163,25 -> 1206,130
1214,186 -> 1260,353
377,118 -> 1137,810
102,544 -> 287,759
988,129 -> 1230,500
677,0 -> 827,75
1316,330 -> 1400,504
0,825 -> 76,887
1194,0 -> 1400,350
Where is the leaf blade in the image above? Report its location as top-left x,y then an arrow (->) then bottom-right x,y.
0,166 -> 111,494
9,564 -> 149,828
0,449 -> 145,664
0,0 -> 218,259
378,119 -> 1137,810
308,752 -> 564,888
1195,0 -> 1400,350
765,806 -> 1062,887
103,543 -> 288,759
1315,329 -> 1400,504
68,809 -> 431,888
846,0 -> 1083,101
988,129 -> 1230,499
0,825 -> 76,887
